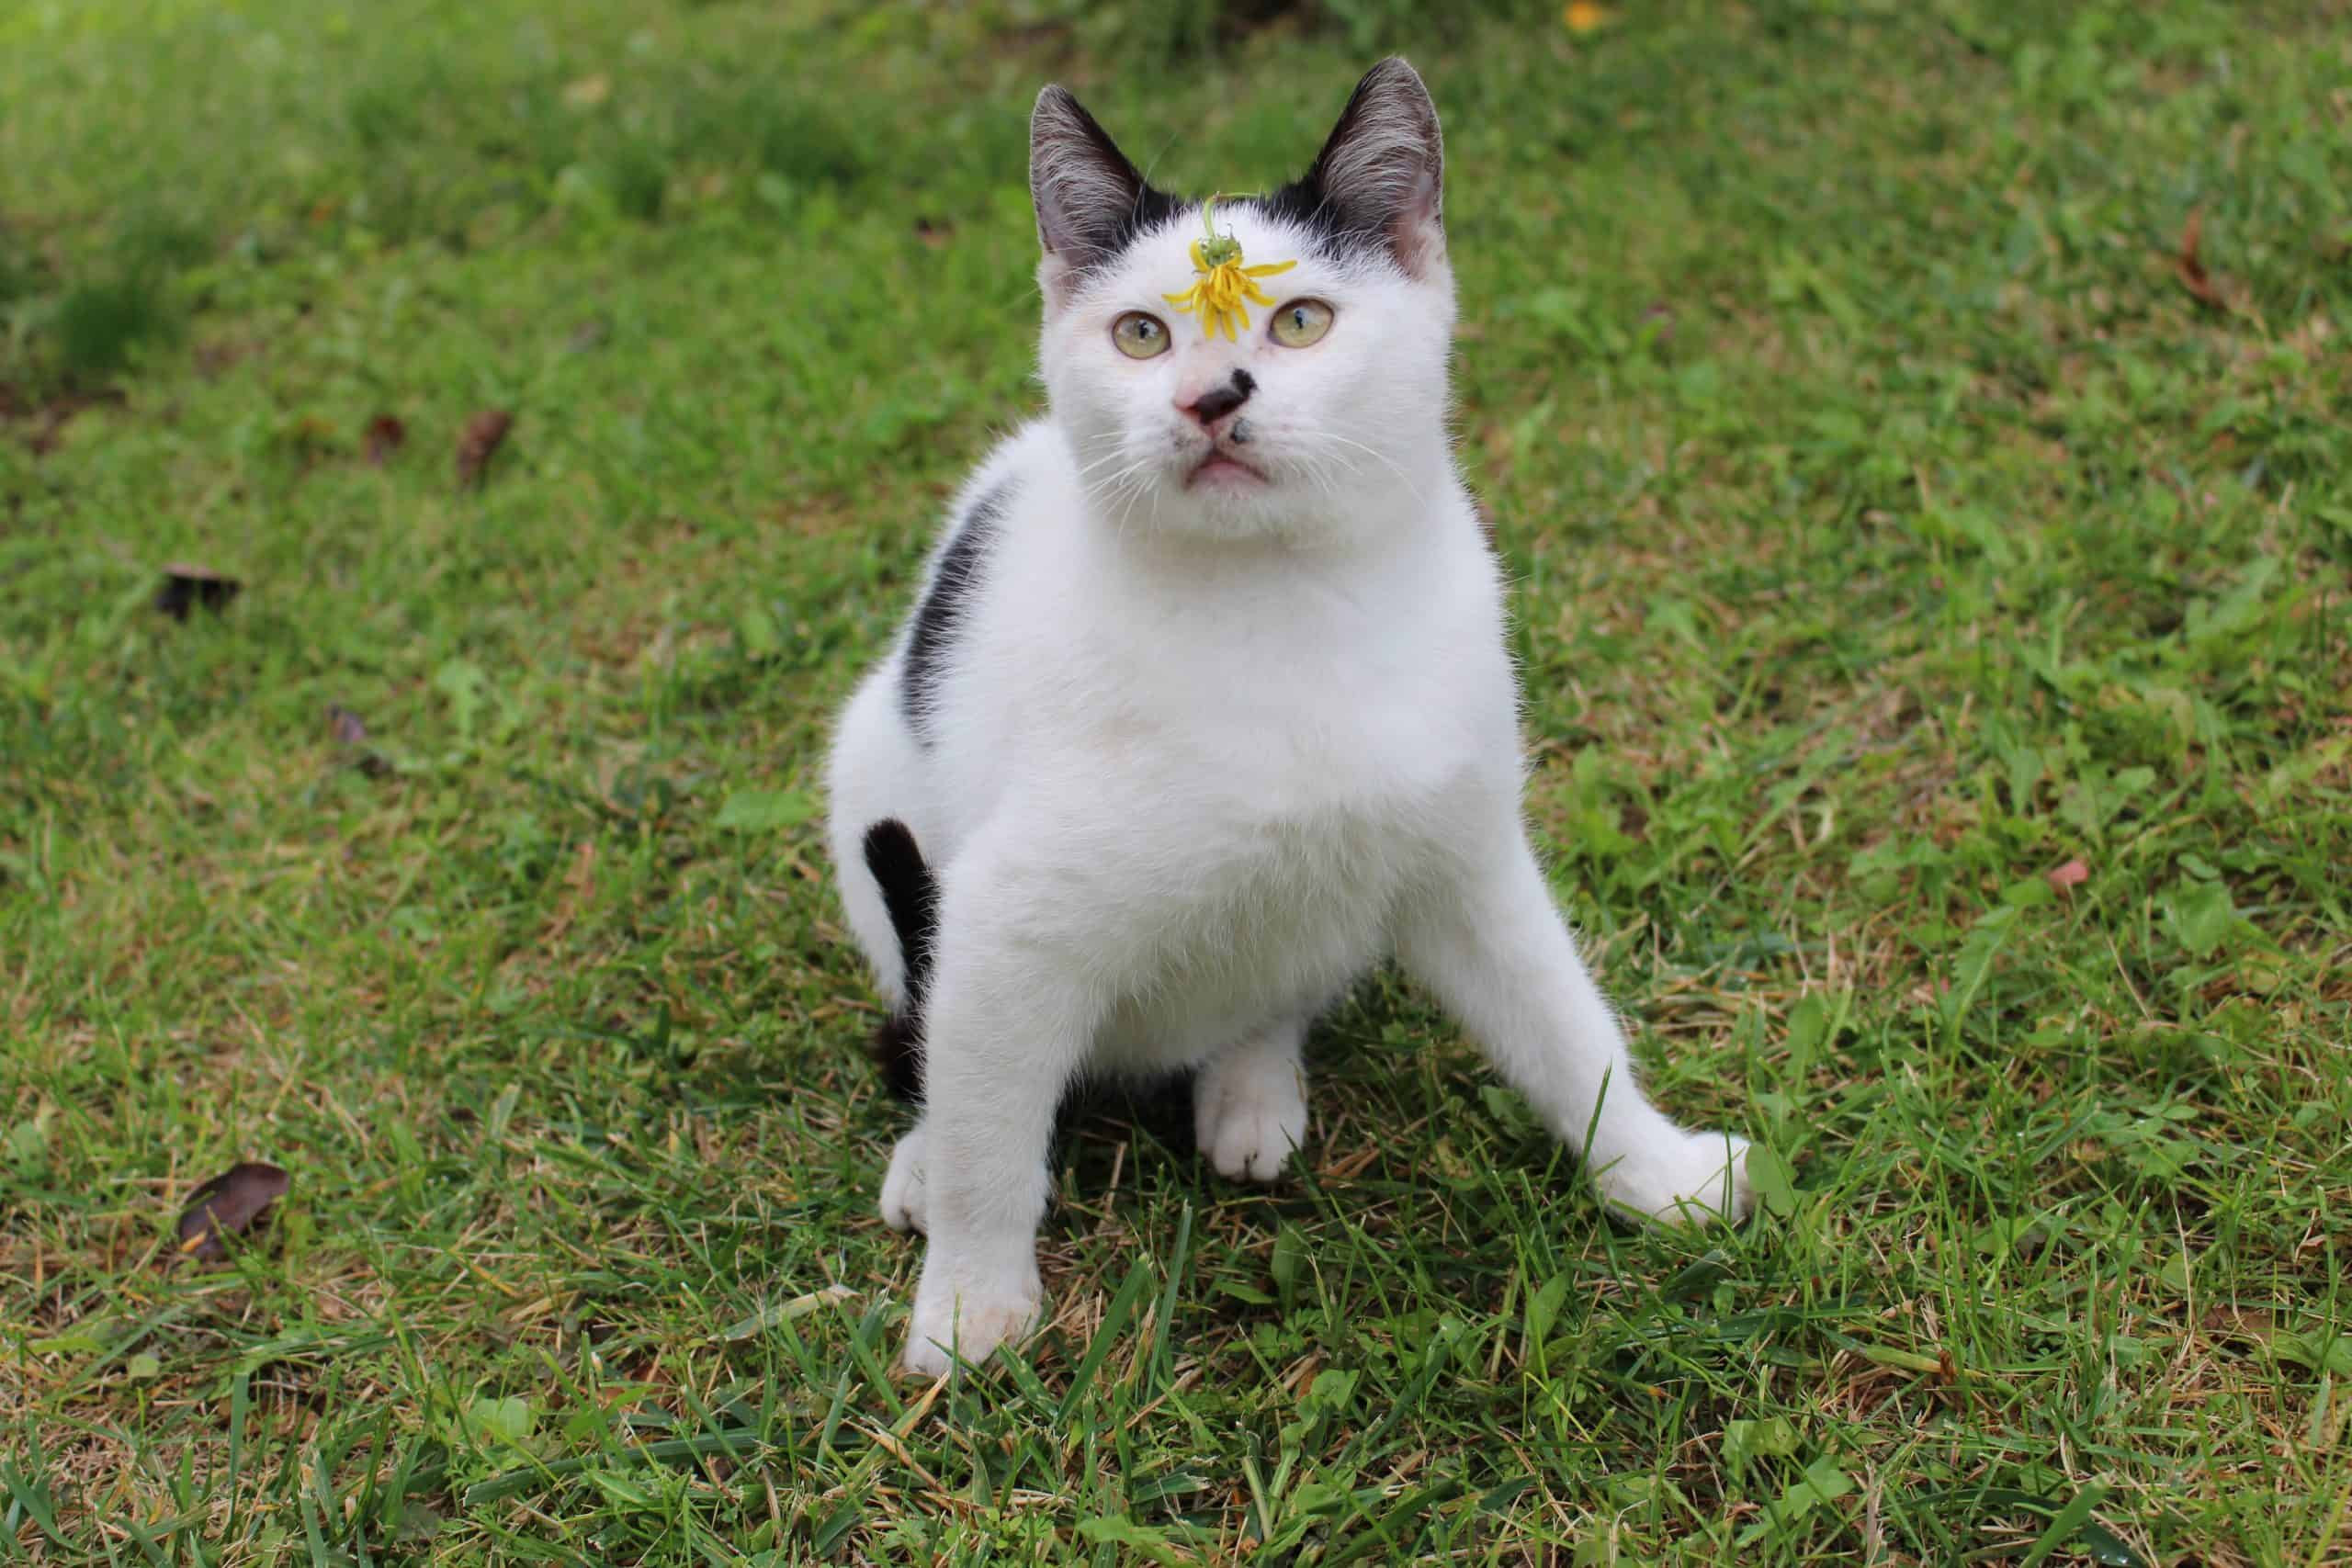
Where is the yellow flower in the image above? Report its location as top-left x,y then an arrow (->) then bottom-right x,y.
1565,1 -> 1608,33
1165,240 -> 1297,341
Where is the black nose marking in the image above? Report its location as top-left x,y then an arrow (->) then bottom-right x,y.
1188,368 -> 1255,426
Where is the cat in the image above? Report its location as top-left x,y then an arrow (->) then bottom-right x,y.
825,59 -> 1753,1378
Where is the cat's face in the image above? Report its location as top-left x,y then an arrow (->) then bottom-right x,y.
1030,61 -> 1455,541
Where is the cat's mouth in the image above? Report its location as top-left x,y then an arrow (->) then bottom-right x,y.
1184,450 -> 1269,490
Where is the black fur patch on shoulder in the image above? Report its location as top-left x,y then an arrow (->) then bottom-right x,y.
861,818 -> 939,1102
900,481 -> 1011,744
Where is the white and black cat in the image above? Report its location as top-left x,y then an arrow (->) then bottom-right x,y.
826,59 -> 1753,1377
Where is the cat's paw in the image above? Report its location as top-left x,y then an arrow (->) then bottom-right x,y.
1596,1131 -> 1753,1227
1194,1048 -> 1308,1183
901,1255 -> 1041,1378
879,1125 -> 929,1235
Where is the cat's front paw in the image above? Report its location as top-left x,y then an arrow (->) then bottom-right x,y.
901,1253 -> 1042,1378
1194,1049 -> 1308,1183
879,1124 -> 930,1235
1596,1131 -> 1753,1227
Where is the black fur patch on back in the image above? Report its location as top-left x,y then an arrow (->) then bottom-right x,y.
899,481 -> 1010,744
861,818 -> 939,1102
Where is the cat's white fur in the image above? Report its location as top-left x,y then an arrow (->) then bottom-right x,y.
826,62 -> 1752,1377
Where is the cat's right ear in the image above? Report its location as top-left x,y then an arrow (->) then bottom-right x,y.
1031,85 -> 1161,307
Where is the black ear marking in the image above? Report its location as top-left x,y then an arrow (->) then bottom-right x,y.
1256,58 -> 1445,276
1030,85 -> 1183,293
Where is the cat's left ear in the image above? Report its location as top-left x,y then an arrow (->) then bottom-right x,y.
1031,85 -> 1169,308
1299,58 -> 1445,277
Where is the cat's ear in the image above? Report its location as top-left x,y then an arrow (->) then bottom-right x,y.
1031,86 -> 1165,304
1301,58 -> 1444,276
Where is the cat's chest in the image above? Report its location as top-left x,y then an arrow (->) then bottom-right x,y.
1091,582 -> 1487,818
1112,643 -> 1472,826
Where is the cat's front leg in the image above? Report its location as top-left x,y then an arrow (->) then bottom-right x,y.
899,919 -> 1093,1377
1395,818 -> 1752,1225
1194,1015 -> 1311,1182
879,1119 -> 931,1234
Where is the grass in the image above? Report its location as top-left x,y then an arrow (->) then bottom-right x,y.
3,0 -> 2349,1561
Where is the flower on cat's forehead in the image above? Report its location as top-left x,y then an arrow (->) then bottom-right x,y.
1164,197 -> 1296,342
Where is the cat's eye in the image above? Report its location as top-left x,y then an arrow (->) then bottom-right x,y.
1269,299 -> 1335,348
1112,311 -> 1171,359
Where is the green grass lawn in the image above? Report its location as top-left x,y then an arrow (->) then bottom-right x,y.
5,0 -> 2349,1561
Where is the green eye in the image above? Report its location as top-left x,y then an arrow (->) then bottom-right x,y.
1269,299 -> 1334,348
1112,311 -> 1170,358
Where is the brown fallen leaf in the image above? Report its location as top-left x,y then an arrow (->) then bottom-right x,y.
12,383 -> 127,456
193,340 -> 253,379
153,563 -> 242,621
2201,1303 -> 2278,1349
2177,208 -> 2227,310
175,1161 -> 289,1263
363,413 -> 406,465
456,410 -> 514,489
326,703 -> 392,778
2046,858 -> 2089,895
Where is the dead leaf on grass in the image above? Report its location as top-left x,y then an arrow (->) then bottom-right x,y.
2176,208 -> 2228,310
363,413 -> 405,464
326,702 -> 393,778
456,410 -> 514,488
175,1161 -> 289,1263
153,562 -> 242,621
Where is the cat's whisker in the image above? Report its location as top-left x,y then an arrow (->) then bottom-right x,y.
1316,430 -> 1425,505
1088,457 -> 1158,517
1077,445 -> 1147,479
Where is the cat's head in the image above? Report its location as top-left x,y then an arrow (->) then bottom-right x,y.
1029,61 -> 1453,541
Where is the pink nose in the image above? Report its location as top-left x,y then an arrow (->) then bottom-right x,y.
1181,369 -> 1255,428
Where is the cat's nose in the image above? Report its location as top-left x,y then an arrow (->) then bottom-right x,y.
1181,368 -> 1256,429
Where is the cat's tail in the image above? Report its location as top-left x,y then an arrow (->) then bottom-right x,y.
859,818 -> 937,1102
